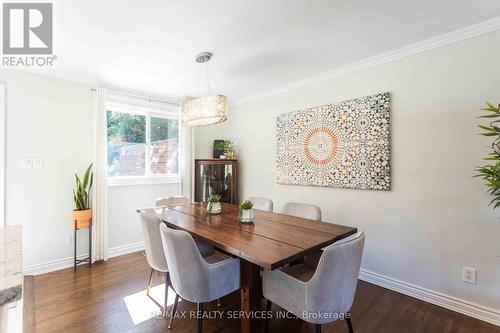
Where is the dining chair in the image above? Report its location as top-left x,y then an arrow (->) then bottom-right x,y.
159,223 -> 240,333
152,195 -> 215,272
139,212 -> 214,326
263,232 -> 365,333
283,202 -> 322,265
282,202 -> 322,221
247,196 -> 273,212
154,195 -> 189,208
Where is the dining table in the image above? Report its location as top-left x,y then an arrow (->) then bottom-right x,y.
149,202 -> 357,333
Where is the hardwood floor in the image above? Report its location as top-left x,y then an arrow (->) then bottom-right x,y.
24,275 -> 35,333
31,252 -> 499,333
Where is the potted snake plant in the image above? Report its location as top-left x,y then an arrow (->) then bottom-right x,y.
207,194 -> 222,214
72,163 -> 93,229
238,200 -> 254,223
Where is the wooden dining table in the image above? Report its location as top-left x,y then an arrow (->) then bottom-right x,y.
150,202 -> 357,333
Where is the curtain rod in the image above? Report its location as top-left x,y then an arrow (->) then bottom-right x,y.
91,87 -> 182,106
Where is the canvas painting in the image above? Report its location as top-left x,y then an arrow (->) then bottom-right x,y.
276,92 -> 391,190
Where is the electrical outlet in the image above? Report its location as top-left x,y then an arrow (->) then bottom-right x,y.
66,235 -> 73,245
463,266 -> 477,284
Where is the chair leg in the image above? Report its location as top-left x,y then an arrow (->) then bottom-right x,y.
315,324 -> 321,333
168,294 -> 179,329
146,268 -> 154,296
197,303 -> 203,333
163,272 -> 170,318
265,300 -> 272,333
346,316 -> 354,333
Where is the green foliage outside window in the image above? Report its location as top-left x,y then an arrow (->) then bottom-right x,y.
107,111 -> 145,143
151,117 -> 178,141
106,111 -> 179,143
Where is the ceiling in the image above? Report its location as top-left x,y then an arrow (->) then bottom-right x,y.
20,0 -> 500,101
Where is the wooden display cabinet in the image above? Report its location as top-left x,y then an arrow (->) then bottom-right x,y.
194,159 -> 238,204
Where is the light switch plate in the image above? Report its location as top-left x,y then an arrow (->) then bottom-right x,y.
22,158 -> 32,169
32,158 -> 43,169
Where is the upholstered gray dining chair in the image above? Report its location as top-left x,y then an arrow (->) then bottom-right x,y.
152,195 -> 215,274
154,195 -> 189,208
282,202 -> 322,221
139,212 -> 214,326
247,196 -> 273,212
283,202 -> 323,265
159,224 -> 240,333
263,232 -> 365,333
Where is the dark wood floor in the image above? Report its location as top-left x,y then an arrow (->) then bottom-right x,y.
29,252 -> 499,333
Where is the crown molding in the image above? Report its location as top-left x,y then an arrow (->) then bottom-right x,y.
231,16 -> 500,107
104,85 -> 184,106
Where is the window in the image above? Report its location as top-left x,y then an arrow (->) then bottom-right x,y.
106,101 -> 179,186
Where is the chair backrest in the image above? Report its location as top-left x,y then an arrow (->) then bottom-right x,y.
139,212 -> 168,272
282,202 -> 321,221
154,196 -> 189,208
159,224 -> 210,303
307,232 -> 365,315
247,196 -> 273,212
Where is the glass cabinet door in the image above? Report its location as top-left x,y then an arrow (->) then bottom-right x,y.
198,163 -> 234,203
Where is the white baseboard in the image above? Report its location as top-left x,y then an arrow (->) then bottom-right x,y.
23,241 -> 145,276
107,241 -> 145,258
359,269 -> 500,327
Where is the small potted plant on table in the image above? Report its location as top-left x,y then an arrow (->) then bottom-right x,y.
238,200 -> 254,224
207,194 -> 222,214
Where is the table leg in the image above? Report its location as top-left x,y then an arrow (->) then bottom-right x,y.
240,259 -> 261,333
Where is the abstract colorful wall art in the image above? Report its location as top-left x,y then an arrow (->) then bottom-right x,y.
276,92 -> 390,190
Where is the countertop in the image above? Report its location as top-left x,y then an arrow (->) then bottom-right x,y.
0,226 -> 22,307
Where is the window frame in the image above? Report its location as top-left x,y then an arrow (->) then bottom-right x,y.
106,101 -> 180,187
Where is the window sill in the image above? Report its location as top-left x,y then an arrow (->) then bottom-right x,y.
107,175 -> 179,187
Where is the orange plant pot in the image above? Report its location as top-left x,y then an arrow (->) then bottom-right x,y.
72,209 -> 92,229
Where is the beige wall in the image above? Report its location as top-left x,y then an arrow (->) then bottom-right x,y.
195,31 -> 500,314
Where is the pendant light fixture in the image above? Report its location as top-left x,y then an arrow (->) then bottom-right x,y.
181,52 -> 228,127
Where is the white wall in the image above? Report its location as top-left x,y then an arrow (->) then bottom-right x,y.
108,183 -> 178,250
1,70 -> 94,269
0,70 -> 178,273
195,31 -> 500,316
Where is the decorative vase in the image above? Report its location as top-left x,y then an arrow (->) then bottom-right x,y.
238,208 -> 254,223
207,202 -> 221,214
72,208 -> 92,229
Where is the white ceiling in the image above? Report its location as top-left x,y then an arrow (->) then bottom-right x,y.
20,0 -> 500,101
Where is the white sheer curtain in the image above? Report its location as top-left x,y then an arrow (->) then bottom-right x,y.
92,87 -> 108,262
178,107 -> 195,201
